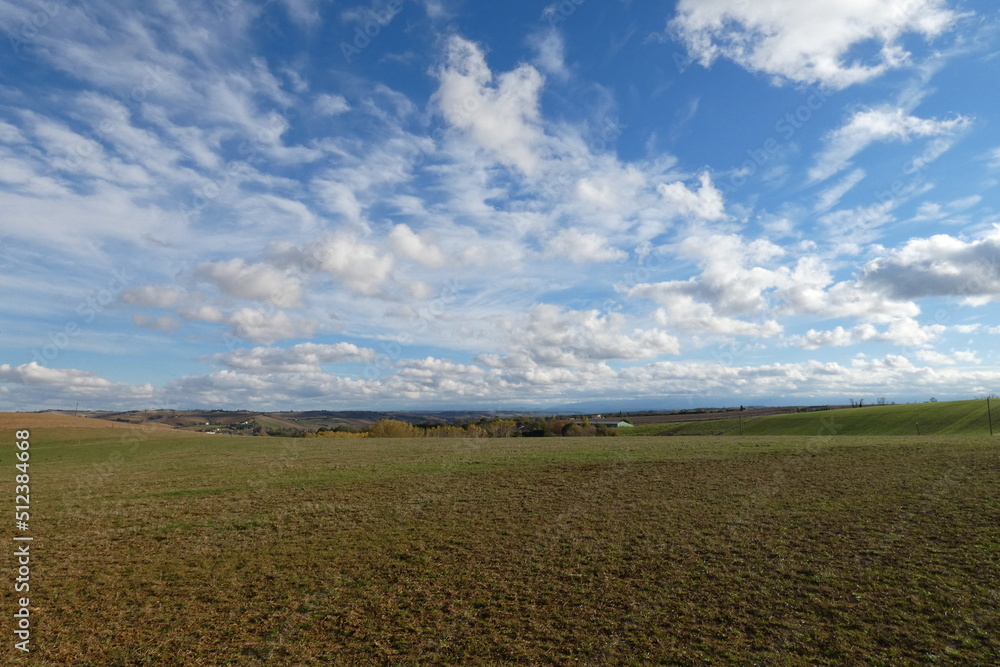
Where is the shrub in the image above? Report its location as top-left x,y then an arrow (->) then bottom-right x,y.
368,419 -> 420,438
561,422 -> 582,437
484,419 -> 519,437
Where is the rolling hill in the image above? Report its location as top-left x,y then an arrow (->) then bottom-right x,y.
624,399 -> 997,437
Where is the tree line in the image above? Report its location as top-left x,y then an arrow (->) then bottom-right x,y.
302,416 -> 620,439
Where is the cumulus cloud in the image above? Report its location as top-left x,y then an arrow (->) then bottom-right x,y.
389,224 -> 446,268
628,234 -> 785,321
810,107 -> 970,182
915,348 -> 979,365
627,232 -> 944,332
196,259 -> 305,307
272,233 -> 394,296
434,35 -> 546,175
858,228 -> 1000,305
651,298 -> 783,337
793,278 -> 920,323
183,306 -> 318,344
789,318 -> 946,349
657,172 -> 725,221
207,342 -> 377,373
227,308 -> 319,344
546,228 -> 627,264
670,0 -> 964,89
5,4 -> 997,411
480,304 -> 681,369
787,324 -> 880,350
181,305 -> 227,323
0,363 -> 156,409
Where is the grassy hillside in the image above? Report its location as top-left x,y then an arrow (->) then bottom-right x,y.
3,416 -> 998,664
741,399 -> 995,436
621,399 -> 997,437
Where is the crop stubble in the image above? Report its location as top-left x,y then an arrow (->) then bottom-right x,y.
4,426 -> 998,665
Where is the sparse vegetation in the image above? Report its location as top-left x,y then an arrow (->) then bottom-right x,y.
5,415 -> 998,664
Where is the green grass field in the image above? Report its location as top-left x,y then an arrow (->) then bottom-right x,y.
622,399 -> 997,437
5,421 -> 1000,664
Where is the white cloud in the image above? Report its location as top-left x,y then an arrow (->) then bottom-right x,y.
858,228 -> 1000,304
434,35 -> 546,176
178,302 -> 318,344
817,200 -> 899,255
181,305 -> 226,323
196,259 -> 304,307
283,0 -> 322,28
313,234 -> 394,296
915,349 -> 979,365
0,362 -> 156,409
268,233 -> 395,297
670,0 -> 964,89
810,107 -> 970,182
227,308 -> 318,345
910,195 -> 981,222
389,224 -> 446,268
481,304 -> 681,369
788,324 -> 879,350
815,168 -> 866,212
4,4 -> 997,412
546,228 -> 627,264
988,147 -> 1000,169
207,342 -> 377,373
529,29 -> 569,79
877,317 -> 946,347
798,278 -> 920,323
315,93 -> 350,116
657,172 -> 725,221
651,298 -> 783,337
629,234 -> 785,317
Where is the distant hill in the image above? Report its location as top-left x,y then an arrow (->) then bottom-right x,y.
78,408 -> 547,433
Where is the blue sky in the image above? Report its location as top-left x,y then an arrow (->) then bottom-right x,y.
2,0 -> 1000,411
